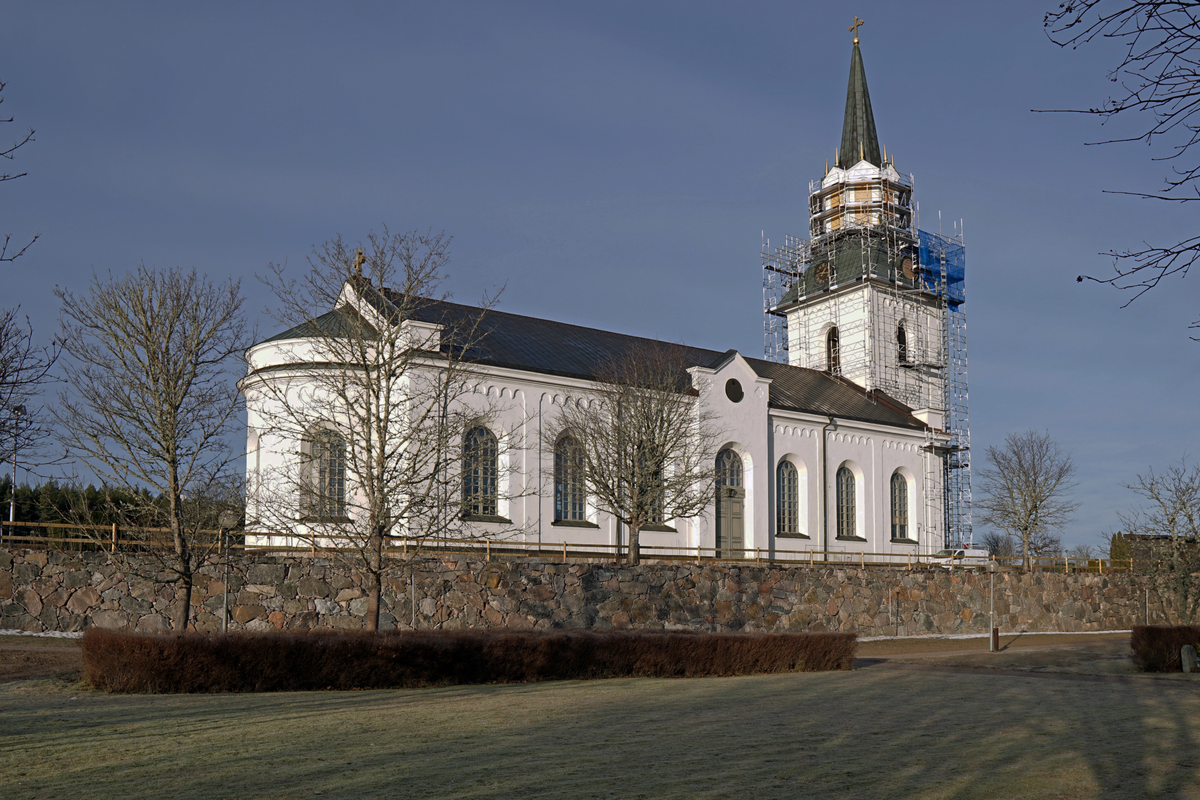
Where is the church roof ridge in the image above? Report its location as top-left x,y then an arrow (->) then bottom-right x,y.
254,290 -> 928,432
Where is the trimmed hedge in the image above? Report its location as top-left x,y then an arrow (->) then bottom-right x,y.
1130,625 -> 1200,672
81,627 -> 857,693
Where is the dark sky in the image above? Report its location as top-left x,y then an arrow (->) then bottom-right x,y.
3,1 -> 1197,550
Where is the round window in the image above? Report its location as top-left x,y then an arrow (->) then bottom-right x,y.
725,379 -> 744,403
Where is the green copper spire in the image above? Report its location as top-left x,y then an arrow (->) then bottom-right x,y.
837,38 -> 881,169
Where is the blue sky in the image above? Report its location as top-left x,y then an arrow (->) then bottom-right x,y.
3,1 -> 1196,550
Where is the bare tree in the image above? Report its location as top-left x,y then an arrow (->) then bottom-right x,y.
1119,458 -> 1200,623
1044,3 -> 1200,332
251,228 -> 508,631
976,430 -> 1080,570
980,529 -> 1016,560
57,266 -> 248,630
550,342 -> 721,566
1069,543 -> 1097,565
1,80 -> 38,263
0,309 -> 58,489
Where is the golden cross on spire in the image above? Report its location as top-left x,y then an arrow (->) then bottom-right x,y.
353,248 -> 365,278
849,16 -> 864,45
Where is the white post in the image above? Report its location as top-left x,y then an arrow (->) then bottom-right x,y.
9,404 -> 25,527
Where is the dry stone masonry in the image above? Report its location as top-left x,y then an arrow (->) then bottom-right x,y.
0,548 -> 1163,635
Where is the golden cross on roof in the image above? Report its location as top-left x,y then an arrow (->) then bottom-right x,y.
849,16 -> 864,45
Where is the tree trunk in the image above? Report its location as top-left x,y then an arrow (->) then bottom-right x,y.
364,522 -> 384,631
365,571 -> 381,631
175,567 -> 193,631
628,524 -> 640,566
169,482 -> 192,631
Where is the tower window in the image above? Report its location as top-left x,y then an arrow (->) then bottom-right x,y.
827,327 -> 840,375
897,324 -> 908,364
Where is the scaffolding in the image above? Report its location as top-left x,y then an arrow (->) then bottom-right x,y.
919,230 -> 972,549
761,175 -> 972,550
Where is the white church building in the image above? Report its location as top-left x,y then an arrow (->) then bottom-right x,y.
241,33 -> 968,563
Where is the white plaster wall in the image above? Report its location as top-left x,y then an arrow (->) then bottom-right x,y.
242,333 -> 945,560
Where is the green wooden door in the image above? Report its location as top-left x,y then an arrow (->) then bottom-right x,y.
715,449 -> 745,558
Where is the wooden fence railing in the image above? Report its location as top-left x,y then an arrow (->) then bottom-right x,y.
0,521 -> 1134,573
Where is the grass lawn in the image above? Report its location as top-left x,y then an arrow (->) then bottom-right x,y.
3,637 -> 1200,800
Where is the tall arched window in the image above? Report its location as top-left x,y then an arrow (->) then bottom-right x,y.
638,449 -> 666,525
836,465 -> 856,539
896,324 -> 908,364
716,449 -> 742,488
827,327 -> 840,375
891,472 -> 909,540
554,436 -> 586,523
776,461 -> 800,536
463,427 -> 498,517
301,429 -> 346,519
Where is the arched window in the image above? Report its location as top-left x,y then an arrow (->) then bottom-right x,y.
776,461 -> 800,536
639,451 -> 665,525
836,465 -> 856,539
716,448 -> 742,488
554,436 -> 586,522
827,327 -> 840,375
463,427 -> 498,517
897,324 -> 908,364
891,472 -> 909,540
301,429 -> 346,519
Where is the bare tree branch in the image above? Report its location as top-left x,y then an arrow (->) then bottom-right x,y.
1119,457 -> 1200,622
1045,2 -> 1200,329
0,80 -> 38,264
976,430 -> 1080,570
56,265 -> 249,630
251,228 -> 516,630
0,308 -> 59,481
550,341 -> 722,566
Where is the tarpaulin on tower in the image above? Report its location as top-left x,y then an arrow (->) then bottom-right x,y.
918,230 -> 965,305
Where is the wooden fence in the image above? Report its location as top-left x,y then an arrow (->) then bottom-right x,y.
0,520 -> 1134,573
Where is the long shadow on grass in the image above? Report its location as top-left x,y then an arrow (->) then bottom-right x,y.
5,670 -> 1200,798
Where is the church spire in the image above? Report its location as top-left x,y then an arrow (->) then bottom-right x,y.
837,21 -> 881,170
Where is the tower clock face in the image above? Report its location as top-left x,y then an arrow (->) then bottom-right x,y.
901,257 -> 914,280
814,262 -> 830,285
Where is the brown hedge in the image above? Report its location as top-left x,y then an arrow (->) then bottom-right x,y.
81,627 -> 857,693
1130,625 -> 1200,672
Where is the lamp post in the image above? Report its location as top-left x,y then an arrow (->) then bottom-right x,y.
9,404 -> 25,526
219,510 -> 241,634
987,559 -> 999,652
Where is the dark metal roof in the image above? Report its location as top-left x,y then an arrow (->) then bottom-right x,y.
838,42 -> 881,169
742,357 -> 922,429
408,297 -> 927,431
256,291 -> 927,432
260,307 -> 370,344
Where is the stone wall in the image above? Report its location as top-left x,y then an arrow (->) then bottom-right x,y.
0,548 -> 1166,636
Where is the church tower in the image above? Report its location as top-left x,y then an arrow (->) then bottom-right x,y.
762,19 -> 973,547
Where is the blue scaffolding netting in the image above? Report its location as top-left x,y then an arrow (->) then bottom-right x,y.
918,230 -> 966,306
